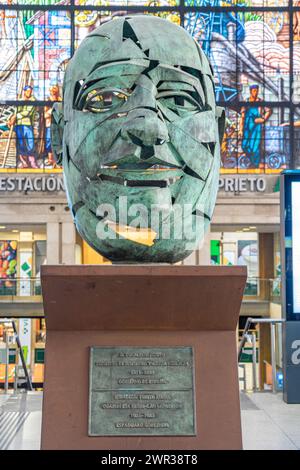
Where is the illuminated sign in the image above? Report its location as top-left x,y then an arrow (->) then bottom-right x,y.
281,172 -> 300,403
281,171 -> 300,320
292,181 -> 300,314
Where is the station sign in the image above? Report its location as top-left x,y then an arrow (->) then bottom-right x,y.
219,176 -> 267,192
0,174 -> 277,195
218,175 -> 279,194
0,175 -> 65,194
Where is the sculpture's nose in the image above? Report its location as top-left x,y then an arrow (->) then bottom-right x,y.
121,109 -> 169,148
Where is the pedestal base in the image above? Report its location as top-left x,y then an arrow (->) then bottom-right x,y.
41,265 -> 246,450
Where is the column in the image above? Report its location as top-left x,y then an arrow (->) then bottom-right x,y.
183,227 -> 211,266
46,222 -> 60,264
197,227 -> 211,266
258,233 -> 274,389
259,323 -> 271,390
183,250 -> 197,265
61,222 -> 76,264
259,233 -> 274,300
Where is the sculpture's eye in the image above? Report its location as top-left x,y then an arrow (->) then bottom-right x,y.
158,92 -> 201,114
83,88 -> 131,113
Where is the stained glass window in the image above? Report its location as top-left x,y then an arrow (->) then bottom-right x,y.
0,0 -> 298,172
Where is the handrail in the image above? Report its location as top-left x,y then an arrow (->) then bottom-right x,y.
238,317 -> 285,360
0,277 -> 42,301
238,317 -> 285,393
243,278 -> 281,281
0,277 -> 40,281
0,319 -> 33,392
242,277 -> 281,302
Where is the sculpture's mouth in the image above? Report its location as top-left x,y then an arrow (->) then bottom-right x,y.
94,163 -> 183,188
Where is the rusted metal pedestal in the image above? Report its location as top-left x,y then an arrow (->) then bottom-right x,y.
41,265 -> 246,450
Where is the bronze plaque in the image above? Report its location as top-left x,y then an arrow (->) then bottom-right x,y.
89,347 -> 195,436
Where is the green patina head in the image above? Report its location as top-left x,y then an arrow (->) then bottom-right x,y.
52,15 -> 224,263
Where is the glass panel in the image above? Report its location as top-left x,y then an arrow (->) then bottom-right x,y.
221,106 -> 290,174
28,11 -> 71,99
221,107 -> 239,173
238,239 -> 259,296
293,11 -> 300,106
0,241 -> 17,296
0,1 -> 70,5
185,11 -> 290,104
185,0 -> 289,5
0,2 -> 296,175
74,0 -> 179,5
0,106 -> 17,169
15,105 -> 41,169
0,11 -> 71,101
0,9 -> 20,100
293,107 -> 300,168
185,11 -> 241,103
0,104 -> 61,171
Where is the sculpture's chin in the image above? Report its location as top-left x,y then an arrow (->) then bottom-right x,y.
73,202 -> 203,264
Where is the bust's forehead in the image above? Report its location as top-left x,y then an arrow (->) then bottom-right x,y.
65,16 -> 212,84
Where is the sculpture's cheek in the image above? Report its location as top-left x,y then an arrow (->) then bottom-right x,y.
66,111 -> 127,165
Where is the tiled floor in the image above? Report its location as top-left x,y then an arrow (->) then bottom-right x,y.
241,392 -> 300,450
0,392 -> 42,450
0,391 -> 299,450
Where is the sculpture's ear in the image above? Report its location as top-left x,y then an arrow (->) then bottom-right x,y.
51,102 -> 64,166
216,106 -> 225,145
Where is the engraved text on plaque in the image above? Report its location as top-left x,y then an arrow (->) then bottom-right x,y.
88,347 -> 195,436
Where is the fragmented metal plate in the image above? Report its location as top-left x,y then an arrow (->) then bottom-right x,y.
89,346 -> 195,436
55,16 -> 224,264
